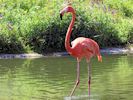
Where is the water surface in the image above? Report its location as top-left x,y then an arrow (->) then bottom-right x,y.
0,55 -> 133,100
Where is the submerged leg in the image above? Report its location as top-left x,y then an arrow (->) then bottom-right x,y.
70,60 -> 80,96
88,62 -> 91,96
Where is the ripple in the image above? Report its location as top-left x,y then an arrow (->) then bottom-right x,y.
0,55 -> 133,100
64,94 -> 98,100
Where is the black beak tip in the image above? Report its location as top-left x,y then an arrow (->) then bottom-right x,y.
60,14 -> 62,20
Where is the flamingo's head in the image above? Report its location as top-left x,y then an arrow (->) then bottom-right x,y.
60,5 -> 75,20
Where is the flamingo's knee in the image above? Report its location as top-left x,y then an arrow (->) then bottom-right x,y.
76,80 -> 80,85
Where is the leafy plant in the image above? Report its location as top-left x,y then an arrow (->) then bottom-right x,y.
0,0 -> 133,53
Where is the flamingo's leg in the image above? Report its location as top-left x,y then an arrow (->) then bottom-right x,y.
88,62 -> 91,96
70,60 -> 80,96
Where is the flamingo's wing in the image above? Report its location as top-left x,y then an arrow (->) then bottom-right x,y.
81,42 -> 94,54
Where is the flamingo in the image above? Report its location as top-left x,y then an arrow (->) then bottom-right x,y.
60,5 -> 102,96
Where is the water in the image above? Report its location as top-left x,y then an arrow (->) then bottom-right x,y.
0,55 -> 133,100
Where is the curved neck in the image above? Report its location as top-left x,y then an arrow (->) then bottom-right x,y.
65,12 -> 75,53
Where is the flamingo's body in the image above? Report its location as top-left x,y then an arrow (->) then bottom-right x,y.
60,5 -> 102,96
70,37 -> 102,62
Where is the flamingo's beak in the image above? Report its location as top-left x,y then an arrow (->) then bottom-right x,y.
60,13 -> 63,20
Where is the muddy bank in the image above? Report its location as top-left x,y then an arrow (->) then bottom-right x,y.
0,48 -> 132,59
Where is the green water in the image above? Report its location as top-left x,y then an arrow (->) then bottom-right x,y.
0,55 -> 133,100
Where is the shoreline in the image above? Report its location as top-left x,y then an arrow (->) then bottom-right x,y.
0,47 -> 132,59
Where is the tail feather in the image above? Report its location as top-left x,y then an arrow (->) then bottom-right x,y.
97,55 -> 102,62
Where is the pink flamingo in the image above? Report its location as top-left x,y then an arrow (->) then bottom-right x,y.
60,5 -> 102,96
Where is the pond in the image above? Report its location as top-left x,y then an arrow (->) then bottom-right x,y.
0,55 -> 133,100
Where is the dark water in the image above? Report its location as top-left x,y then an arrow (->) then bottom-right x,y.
0,55 -> 133,100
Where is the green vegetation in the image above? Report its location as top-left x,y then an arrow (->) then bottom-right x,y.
0,0 -> 133,53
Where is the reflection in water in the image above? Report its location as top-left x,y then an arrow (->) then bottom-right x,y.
0,55 -> 133,100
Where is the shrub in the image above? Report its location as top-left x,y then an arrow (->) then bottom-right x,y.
0,0 -> 133,53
